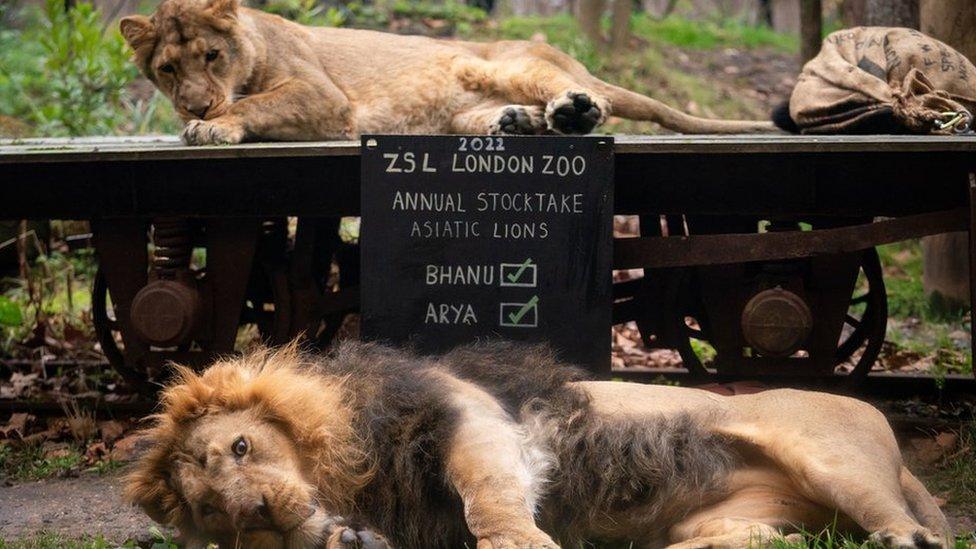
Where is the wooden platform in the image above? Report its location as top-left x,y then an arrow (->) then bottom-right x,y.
2,134 -> 976,163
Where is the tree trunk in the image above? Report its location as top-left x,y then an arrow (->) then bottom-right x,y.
576,0 -> 606,47
657,0 -> 679,19
799,0 -> 822,64
919,0 -> 975,310
841,0 -> 865,26
758,0 -> 773,26
609,0 -> 631,51
863,0 -> 918,27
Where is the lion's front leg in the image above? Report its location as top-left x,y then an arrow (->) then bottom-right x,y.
442,377 -> 556,549
181,75 -> 353,145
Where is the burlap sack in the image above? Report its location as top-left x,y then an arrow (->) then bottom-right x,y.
790,27 -> 976,134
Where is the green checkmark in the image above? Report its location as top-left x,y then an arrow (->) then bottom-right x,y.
507,295 -> 539,325
506,258 -> 534,283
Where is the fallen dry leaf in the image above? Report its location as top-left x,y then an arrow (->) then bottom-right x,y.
909,432 -> 960,465
84,441 -> 108,463
98,420 -> 126,446
42,441 -> 72,459
0,413 -> 33,439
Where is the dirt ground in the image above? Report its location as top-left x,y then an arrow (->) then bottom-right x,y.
0,450 -> 971,546
0,469 -> 160,544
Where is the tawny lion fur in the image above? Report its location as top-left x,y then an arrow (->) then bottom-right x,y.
126,341 -> 951,549
119,0 -> 774,145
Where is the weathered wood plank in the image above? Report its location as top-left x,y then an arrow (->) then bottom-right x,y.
1,134 -> 975,164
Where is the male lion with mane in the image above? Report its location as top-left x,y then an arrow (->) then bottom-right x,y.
119,0 -> 774,145
127,341 -> 950,549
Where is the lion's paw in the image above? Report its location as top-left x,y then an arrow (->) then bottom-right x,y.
545,91 -> 608,135
327,525 -> 391,549
476,531 -> 559,549
869,527 -> 946,549
492,106 -> 546,135
181,118 -> 245,145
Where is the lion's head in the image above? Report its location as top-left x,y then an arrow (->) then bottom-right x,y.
126,347 -> 370,547
119,0 -> 257,122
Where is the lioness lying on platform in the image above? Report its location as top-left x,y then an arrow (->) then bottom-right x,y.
126,342 -> 950,549
119,0 -> 774,145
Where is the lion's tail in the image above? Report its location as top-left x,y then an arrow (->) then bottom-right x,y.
594,82 -> 777,134
900,466 -> 953,541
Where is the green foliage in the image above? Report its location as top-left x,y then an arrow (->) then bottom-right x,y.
14,0 -> 135,135
689,338 -> 716,364
262,0 -> 336,25
632,16 -> 796,52
345,2 -> 389,29
1,247 -> 97,355
490,12 -> 796,61
0,1 -> 182,137
491,14 -> 602,71
0,444 -> 84,481
0,296 -> 23,327
391,0 -> 486,23
877,240 -> 968,323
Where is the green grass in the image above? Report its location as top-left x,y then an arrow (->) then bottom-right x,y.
488,13 -> 797,57
0,444 -> 84,481
876,240 -> 969,323
631,15 -> 796,52
0,533 -> 122,549
0,528 -> 179,549
472,13 -> 774,130
0,442 -> 127,481
877,241 -> 928,320
871,240 -> 972,379
768,531 -> 975,549
919,420 -> 976,522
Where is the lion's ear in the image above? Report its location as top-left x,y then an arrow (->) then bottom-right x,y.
205,0 -> 239,20
119,15 -> 156,52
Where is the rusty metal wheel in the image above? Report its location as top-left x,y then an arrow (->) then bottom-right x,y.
837,248 -> 888,384
670,248 -> 887,383
242,261 -> 292,345
663,269 -> 715,378
92,268 -> 145,387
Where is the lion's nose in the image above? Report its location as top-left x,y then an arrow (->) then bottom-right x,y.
238,495 -> 275,529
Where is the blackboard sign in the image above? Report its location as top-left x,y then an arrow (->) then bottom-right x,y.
360,135 -> 614,373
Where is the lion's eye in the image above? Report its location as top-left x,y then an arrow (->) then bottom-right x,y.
232,436 -> 248,457
205,49 -> 219,62
201,504 -> 219,517
159,64 -> 175,74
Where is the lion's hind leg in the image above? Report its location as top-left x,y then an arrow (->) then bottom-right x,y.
899,467 -> 952,543
451,103 -> 547,135
663,519 -> 782,549
455,51 -> 609,134
724,391 -> 949,548
663,468 -> 844,549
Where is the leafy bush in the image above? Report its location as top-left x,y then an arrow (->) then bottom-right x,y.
262,0 -> 347,25
391,0 -> 486,23
0,0 -> 182,137
32,0 -> 135,135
